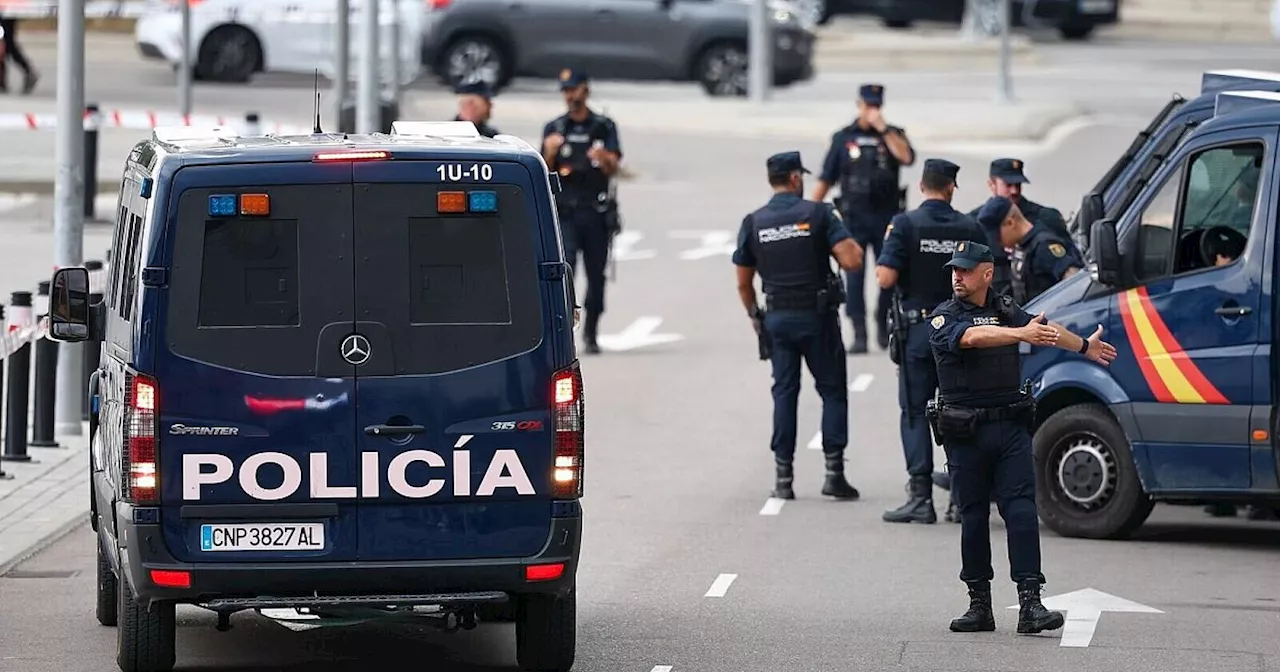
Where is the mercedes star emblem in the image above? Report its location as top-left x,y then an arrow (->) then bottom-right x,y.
340,334 -> 371,365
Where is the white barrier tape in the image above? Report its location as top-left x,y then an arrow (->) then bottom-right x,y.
0,323 -> 43,361
0,109 -> 311,135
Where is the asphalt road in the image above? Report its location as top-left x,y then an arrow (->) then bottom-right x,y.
2,116 -> 1279,672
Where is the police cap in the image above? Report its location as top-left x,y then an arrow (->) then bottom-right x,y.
558,68 -> 589,89
976,195 -> 1015,229
944,241 -> 995,270
766,151 -> 811,176
990,157 -> 1029,184
454,79 -> 493,99
922,158 -> 960,183
859,83 -> 885,105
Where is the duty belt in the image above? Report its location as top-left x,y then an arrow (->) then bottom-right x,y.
898,307 -> 930,324
942,395 -> 1033,421
766,293 -> 822,311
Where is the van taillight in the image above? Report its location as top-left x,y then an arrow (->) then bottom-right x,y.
123,372 -> 159,504
428,0 -> 450,9
551,362 -> 583,499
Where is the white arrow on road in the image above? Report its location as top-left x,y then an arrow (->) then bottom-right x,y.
596,317 -> 684,352
1005,588 -> 1163,647
670,230 -> 737,260
611,231 -> 657,261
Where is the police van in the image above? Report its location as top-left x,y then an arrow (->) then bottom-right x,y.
46,120 -> 585,672
1071,69 -> 1280,254
1020,89 -> 1280,540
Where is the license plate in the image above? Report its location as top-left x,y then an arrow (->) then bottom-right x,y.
1079,0 -> 1114,13
200,523 -> 325,552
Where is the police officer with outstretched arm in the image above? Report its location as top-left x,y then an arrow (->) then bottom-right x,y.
979,195 -> 1084,305
453,80 -> 500,137
925,241 -> 1116,635
733,151 -> 865,501
542,69 -> 622,354
876,159 -> 987,525
811,84 -> 916,354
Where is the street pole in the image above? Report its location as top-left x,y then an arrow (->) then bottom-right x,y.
179,0 -> 192,117
357,0 -> 380,133
333,0 -> 350,128
747,0 -> 771,103
389,0 -> 401,108
997,0 -> 1013,104
54,0 -> 86,437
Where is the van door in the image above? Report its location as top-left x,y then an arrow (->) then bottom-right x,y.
157,167 -> 359,563
1114,129 -> 1271,491
351,160 -> 556,562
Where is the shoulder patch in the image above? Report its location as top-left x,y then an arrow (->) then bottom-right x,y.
1048,242 -> 1066,258
930,315 -> 945,329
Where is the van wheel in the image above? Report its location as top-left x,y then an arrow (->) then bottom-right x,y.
515,589 -> 576,672
96,543 -> 119,627
1034,403 -> 1154,540
117,572 -> 176,672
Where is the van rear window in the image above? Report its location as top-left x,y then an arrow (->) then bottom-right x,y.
410,217 -> 512,325
198,219 -> 300,327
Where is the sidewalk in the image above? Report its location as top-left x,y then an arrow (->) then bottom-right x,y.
0,424 -> 92,576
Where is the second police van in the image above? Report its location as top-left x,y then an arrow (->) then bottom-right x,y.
48,120 -> 585,672
1022,87 -> 1280,540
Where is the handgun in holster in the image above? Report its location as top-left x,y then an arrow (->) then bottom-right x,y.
887,290 -> 907,366
925,397 -> 944,445
752,307 -> 771,361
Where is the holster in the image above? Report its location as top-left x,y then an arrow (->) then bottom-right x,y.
925,398 -> 944,444
933,394 -> 1037,442
753,313 -> 772,361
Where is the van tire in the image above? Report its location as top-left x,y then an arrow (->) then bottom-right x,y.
96,542 -> 119,627
1034,403 -> 1154,540
117,572 -> 176,672
515,588 -> 576,672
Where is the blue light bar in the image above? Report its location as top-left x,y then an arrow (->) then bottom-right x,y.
468,190 -> 498,213
208,194 -> 237,217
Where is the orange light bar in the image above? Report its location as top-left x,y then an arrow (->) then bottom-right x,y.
312,150 -> 390,162
437,191 -> 467,213
239,193 -> 270,216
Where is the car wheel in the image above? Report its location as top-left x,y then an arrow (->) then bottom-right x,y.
515,588 -> 576,672
696,42 -> 748,97
96,541 -> 119,627
116,571 -> 176,672
195,25 -> 261,83
1034,403 -> 1154,540
438,34 -> 509,90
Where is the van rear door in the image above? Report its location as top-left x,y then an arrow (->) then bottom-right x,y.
350,160 -> 556,562
157,165 -> 359,563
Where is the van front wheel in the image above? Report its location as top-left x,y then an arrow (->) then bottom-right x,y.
515,588 -> 576,672
117,572 -> 176,672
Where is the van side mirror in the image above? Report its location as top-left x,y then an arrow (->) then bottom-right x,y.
1089,218 -> 1121,286
1078,191 -> 1103,235
49,267 -> 91,342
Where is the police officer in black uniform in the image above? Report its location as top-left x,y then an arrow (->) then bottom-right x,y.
926,241 -> 1116,634
876,159 -> 987,525
968,159 -> 1076,296
812,84 -> 916,354
453,80 -> 500,137
978,196 -> 1085,305
733,151 -> 864,501
542,69 -> 623,354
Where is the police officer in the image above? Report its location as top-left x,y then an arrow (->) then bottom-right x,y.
811,84 -> 916,354
733,151 -> 864,501
926,241 -> 1116,634
978,196 -> 1084,305
542,69 -> 623,354
453,80 -> 500,137
876,159 -> 987,525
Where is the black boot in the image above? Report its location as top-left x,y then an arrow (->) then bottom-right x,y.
772,460 -> 795,500
944,501 -> 962,523
821,456 -> 860,500
583,312 -> 601,354
882,475 -> 937,523
950,581 -> 996,632
848,319 -> 868,354
1016,580 -> 1065,634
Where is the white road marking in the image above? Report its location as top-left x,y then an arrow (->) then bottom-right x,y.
759,498 -> 786,516
1004,588 -> 1164,648
704,573 -> 738,598
595,316 -> 684,352
807,431 -> 822,450
849,373 -> 874,392
610,231 -> 657,261
650,667 -> 674,672
669,230 -> 737,260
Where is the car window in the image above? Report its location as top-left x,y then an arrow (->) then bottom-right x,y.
1134,141 -> 1263,282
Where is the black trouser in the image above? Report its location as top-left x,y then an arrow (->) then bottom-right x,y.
559,201 -> 610,326
1,19 -> 34,76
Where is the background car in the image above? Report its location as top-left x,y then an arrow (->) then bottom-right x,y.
420,0 -> 817,96
801,0 -> 1120,40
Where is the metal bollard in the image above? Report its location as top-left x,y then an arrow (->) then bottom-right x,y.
82,260 -> 105,422
30,281 -> 59,448
84,103 -> 101,220
244,112 -> 262,136
3,292 -> 34,463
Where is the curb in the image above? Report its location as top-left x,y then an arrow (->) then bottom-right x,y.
0,512 -> 87,578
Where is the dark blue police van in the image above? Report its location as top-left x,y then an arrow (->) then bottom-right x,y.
46,120 -> 585,672
1071,69 -> 1280,254
1021,90 -> 1280,540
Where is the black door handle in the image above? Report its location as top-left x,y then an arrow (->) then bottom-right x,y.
365,424 -> 426,436
1215,305 -> 1252,317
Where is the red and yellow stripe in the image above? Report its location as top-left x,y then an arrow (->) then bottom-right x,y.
1116,287 -> 1229,404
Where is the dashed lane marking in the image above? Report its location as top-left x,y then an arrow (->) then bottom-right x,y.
759,498 -> 786,516
850,373 -> 874,392
704,573 -> 737,597
650,667 -> 674,672
807,431 -> 822,450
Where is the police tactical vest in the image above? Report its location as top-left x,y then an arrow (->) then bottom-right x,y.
838,126 -> 900,211
936,295 -> 1023,403
900,208 -> 977,309
749,200 -> 835,301
552,113 -> 612,196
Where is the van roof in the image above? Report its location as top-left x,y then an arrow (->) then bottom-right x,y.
1200,69 -> 1280,94
134,121 -> 545,169
1197,90 -> 1280,133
